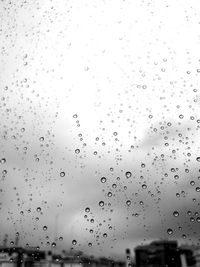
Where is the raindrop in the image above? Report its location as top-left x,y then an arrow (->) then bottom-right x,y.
196,187 -> 200,192
85,207 -> 90,213
75,149 -> 80,154
196,157 -> 200,162
174,175 -> 179,180
72,240 -> 77,245
36,207 -> 41,212
88,242 -> 92,247
43,226 -> 47,231
142,184 -> 147,189
100,177 -> 107,183
51,242 -> 56,247
60,172 -> 65,177
0,158 -> 6,164
173,211 -> 179,217
190,181 -> 195,186
107,192 -> 112,197
126,200 -> 131,206
167,228 -> 173,235
99,201 -> 104,207
125,171 -> 132,178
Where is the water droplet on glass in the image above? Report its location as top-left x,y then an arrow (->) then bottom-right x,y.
43,226 -> 47,231
190,181 -> 195,186
173,211 -> 179,217
99,201 -> 104,207
60,172 -> 65,177
167,228 -> 173,235
196,217 -> 200,223
126,200 -> 131,206
75,149 -> 80,154
125,171 -> 132,178
103,233 -> 107,238
0,158 -> 6,164
100,177 -> 106,183
72,240 -> 77,245
85,207 -> 90,213
37,207 -> 41,212
107,192 -> 112,197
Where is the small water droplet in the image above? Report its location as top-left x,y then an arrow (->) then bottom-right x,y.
51,242 -> 56,247
36,207 -> 41,212
72,240 -> 77,245
85,207 -> 90,213
100,177 -> 106,183
126,200 -> 131,206
99,201 -> 104,207
196,187 -> 200,192
0,158 -> 6,164
167,228 -> 173,235
125,171 -> 132,178
173,211 -> 179,217
60,172 -> 65,177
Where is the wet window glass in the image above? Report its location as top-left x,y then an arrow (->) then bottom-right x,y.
1,0 -> 200,265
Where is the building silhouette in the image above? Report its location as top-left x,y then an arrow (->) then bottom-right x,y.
135,240 -> 196,267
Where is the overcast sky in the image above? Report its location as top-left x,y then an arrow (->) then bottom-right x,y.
1,0 -> 200,260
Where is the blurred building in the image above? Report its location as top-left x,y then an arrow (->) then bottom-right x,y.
135,240 -> 196,267
0,246 -> 125,267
